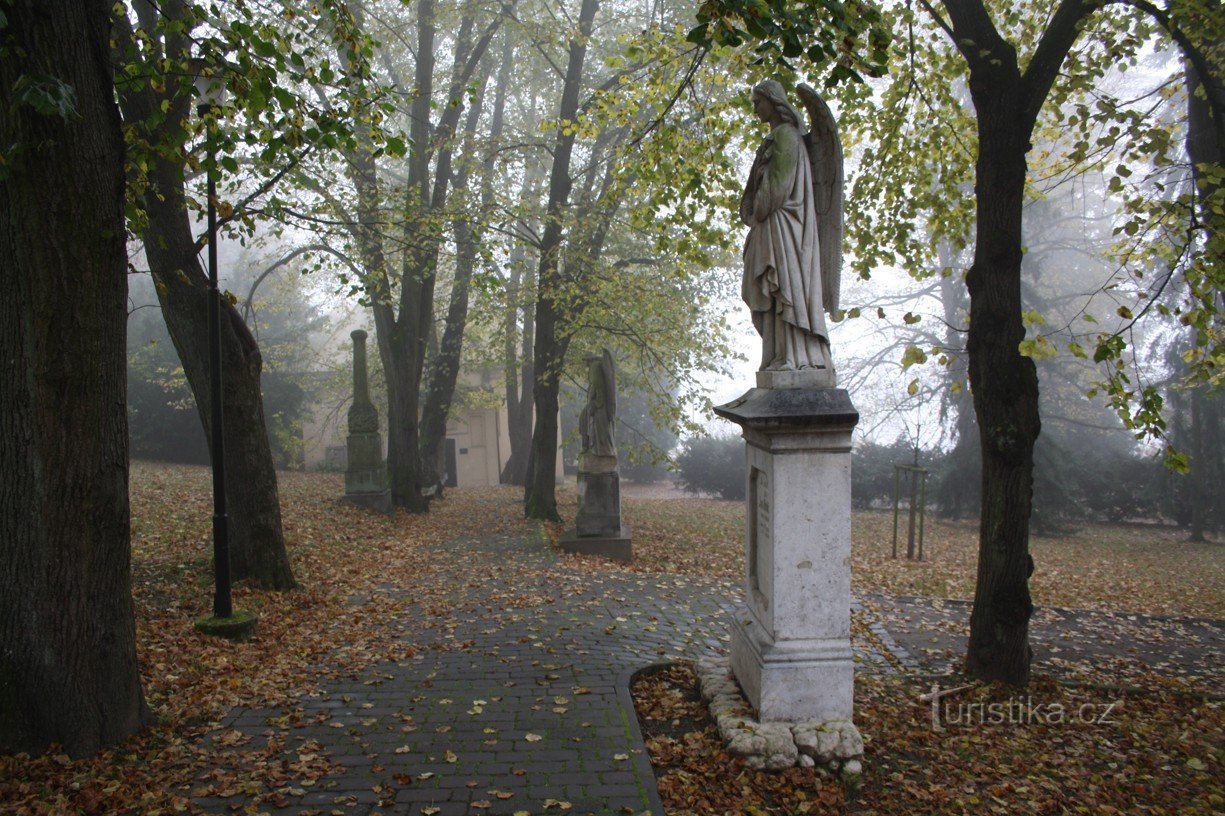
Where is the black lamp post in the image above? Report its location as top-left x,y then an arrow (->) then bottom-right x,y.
194,71 -> 233,621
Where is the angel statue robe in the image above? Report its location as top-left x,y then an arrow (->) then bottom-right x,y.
579,353 -> 615,457
741,121 -> 831,371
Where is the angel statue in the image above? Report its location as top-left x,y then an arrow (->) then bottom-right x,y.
579,349 -> 617,458
740,79 -> 843,374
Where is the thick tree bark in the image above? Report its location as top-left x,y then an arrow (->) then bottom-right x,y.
525,0 -> 601,519
0,0 -> 152,755
962,95 -> 1040,685
1185,50 -> 1224,540
140,216 -> 297,589
114,8 -> 295,589
940,0 -> 1095,686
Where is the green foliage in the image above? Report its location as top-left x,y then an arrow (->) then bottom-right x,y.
11,73 -> 78,119
115,0 -> 398,238
675,434 -> 745,500
693,0 -> 1223,469
688,0 -> 890,84
456,16 -> 752,460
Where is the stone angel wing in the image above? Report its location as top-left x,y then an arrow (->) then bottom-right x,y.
601,347 -> 617,420
796,83 -> 843,315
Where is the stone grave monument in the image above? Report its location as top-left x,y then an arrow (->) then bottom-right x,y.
703,80 -> 862,773
343,329 -> 392,513
560,349 -> 632,561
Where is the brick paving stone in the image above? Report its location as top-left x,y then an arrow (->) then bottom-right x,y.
198,529 -> 899,815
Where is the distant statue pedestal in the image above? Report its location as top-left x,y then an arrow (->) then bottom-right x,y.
714,385 -> 858,723
561,453 -> 632,561
560,350 -> 632,562
344,431 -> 391,513
343,329 -> 392,514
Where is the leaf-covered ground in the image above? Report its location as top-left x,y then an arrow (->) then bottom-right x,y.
0,466 -> 1220,815
2,463 -> 545,815
611,488 -> 1224,815
635,662 -> 1224,816
611,492 -> 1225,618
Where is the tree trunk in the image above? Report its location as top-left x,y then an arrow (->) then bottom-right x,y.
142,223 -> 297,589
1189,387 -> 1207,541
114,10 -> 296,589
937,0 -> 1103,687
500,254 -> 537,486
1185,51 -> 1223,540
525,0 -> 601,519
379,327 -> 429,511
0,0 -> 152,755
364,2 -> 497,510
421,43 -> 506,488
961,64 -> 1040,689
500,159 -> 544,486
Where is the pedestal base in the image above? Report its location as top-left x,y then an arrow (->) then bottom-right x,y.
342,490 -> 393,515
715,385 -> 859,727
730,613 -> 854,723
755,367 -> 836,389
576,469 -> 622,537
346,432 -> 387,493
559,525 -> 632,561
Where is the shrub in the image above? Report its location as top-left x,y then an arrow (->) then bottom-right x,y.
675,435 -> 745,500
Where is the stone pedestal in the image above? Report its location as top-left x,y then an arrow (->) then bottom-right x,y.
560,452 -> 632,561
714,386 -> 858,723
576,457 -> 621,537
343,432 -> 391,513
343,330 -> 391,513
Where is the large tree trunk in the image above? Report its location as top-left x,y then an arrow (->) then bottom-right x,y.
1185,50 -> 1224,541
141,220 -> 297,589
525,0 -> 601,519
0,0 -> 152,755
379,326 -> 429,511
963,95 -> 1040,685
114,8 -> 295,589
940,0 -> 1103,686
940,0 -> 1075,687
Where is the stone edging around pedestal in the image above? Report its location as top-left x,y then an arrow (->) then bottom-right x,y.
696,656 -> 864,776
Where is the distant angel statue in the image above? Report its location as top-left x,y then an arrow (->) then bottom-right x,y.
740,79 -> 843,372
579,349 -> 617,457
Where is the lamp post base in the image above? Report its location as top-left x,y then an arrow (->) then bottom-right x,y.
194,609 -> 258,640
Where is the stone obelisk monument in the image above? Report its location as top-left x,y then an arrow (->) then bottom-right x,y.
713,80 -> 859,736
343,329 -> 391,513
